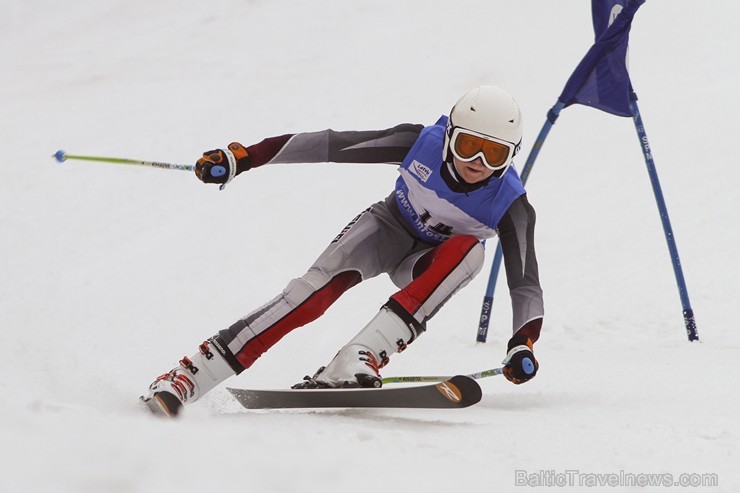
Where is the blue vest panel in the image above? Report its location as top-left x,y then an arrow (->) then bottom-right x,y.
394,116 -> 525,245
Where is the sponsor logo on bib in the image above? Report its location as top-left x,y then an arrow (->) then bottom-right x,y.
409,160 -> 432,183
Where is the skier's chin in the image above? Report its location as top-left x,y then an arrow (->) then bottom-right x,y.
453,157 -> 493,184
460,166 -> 491,184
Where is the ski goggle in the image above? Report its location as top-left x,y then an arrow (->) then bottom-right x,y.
449,127 -> 518,171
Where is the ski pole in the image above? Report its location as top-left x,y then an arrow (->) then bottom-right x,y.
382,367 -> 503,385
52,150 -> 196,172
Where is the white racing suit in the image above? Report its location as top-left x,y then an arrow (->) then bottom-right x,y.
213,116 -> 544,373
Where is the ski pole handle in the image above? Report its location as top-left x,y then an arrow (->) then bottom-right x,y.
53,150 -> 195,172
382,367 -> 504,385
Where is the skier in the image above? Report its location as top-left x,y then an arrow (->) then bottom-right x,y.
142,85 -> 544,416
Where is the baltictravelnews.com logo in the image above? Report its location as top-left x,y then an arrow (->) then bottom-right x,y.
514,469 -> 718,488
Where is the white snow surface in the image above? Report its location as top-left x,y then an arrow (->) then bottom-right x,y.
2,1 -> 739,492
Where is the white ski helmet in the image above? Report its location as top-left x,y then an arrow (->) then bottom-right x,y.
443,85 -> 523,177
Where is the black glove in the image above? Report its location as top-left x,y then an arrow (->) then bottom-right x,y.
195,142 -> 250,184
502,333 -> 539,384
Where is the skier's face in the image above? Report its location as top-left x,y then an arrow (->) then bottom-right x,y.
453,156 -> 495,184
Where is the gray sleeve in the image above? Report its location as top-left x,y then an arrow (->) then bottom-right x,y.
268,124 -> 424,165
497,194 -> 545,333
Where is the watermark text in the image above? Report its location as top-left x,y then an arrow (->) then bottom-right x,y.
514,470 -> 718,488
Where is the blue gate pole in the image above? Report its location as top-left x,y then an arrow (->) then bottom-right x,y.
629,95 -> 699,341
477,100 -> 565,342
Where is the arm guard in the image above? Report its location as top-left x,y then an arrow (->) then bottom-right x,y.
241,124 -> 424,172
497,194 -> 544,337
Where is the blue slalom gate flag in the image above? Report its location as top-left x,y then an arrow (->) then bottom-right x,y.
478,0 -> 699,343
477,1 -> 646,343
559,0 -> 644,117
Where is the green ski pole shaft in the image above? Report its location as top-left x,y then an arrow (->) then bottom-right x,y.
382,367 -> 504,385
53,150 -> 195,172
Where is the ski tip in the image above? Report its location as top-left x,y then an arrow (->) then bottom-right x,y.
53,150 -> 67,163
441,375 -> 482,407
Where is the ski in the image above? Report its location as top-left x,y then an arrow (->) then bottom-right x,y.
227,375 -> 482,410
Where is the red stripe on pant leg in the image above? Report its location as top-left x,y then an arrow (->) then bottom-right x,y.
391,235 -> 480,316
235,271 -> 360,369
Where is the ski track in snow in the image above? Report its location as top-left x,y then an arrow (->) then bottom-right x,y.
2,1 -> 739,492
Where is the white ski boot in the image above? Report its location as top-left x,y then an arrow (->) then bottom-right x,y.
293,303 -> 422,389
141,337 -> 238,417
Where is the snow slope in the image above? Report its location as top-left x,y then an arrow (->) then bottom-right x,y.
1,1 -> 739,492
